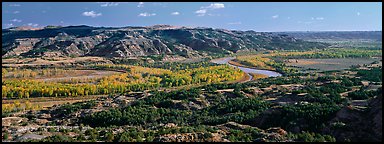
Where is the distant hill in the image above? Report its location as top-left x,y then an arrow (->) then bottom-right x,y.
6,26 -> 43,31
2,25 -> 329,58
276,31 -> 382,41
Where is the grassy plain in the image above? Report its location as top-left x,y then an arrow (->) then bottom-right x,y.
285,58 -> 381,71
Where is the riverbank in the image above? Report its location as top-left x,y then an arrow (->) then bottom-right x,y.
211,57 -> 282,79
228,59 -> 275,71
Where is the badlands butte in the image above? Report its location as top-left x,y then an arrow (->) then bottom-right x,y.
2,25 -> 329,59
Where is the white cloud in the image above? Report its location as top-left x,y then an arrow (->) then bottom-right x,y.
9,4 -> 21,7
137,2 -> 144,7
195,9 -> 206,14
98,2 -> 119,7
272,15 -> 279,19
311,17 -> 324,20
357,12 -> 361,16
171,12 -> 180,15
207,13 -> 221,16
4,23 -> 14,28
195,9 -> 207,16
138,12 -> 156,17
201,3 -> 225,10
227,22 -> 242,25
82,11 -> 102,18
195,3 -> 225,17
10,19 -> 22,22
27,23 -> 39,27
13,11 -> 20,14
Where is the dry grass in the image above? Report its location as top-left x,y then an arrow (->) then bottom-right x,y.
2,95 -> 105,104
266,51 -> 316,57
37,70 -> 121,82
250,73 -> 268,80
3,69 -> 122,83
2,95 -> 106,111
230,72 -> 250,83
228,60 -> 248,68
235,55 -> 274,70
285,59 -> 338,65
2,56 -> 112,67
285,58 -> 378,71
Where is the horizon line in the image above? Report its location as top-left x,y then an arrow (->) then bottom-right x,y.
3,24 -> 382,32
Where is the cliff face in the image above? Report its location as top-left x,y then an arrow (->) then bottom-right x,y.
323,94 -> 382,142
2,25 -> 330,58
247,93 -> 382,142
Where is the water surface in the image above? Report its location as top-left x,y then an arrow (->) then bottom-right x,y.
211,57 -> 282,81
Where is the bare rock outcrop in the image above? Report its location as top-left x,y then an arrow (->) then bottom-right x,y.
2,25 -> 329,59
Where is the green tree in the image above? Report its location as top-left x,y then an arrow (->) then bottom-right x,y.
77,133 -> 86,141
85,129 -> 98,141
118,132 -> 132,142
105,132 -> 114,142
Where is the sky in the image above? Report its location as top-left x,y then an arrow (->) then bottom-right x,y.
2,2 -> 382,32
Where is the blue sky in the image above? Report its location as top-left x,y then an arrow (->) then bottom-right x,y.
2,2 -> 382,32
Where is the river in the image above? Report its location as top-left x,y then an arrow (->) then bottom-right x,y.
211,57 -> 282,81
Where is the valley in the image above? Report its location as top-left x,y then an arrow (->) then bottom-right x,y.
1,25 -> 382,142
